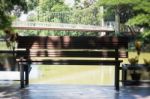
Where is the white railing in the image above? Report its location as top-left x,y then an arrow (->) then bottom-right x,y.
12,21 -> 114,32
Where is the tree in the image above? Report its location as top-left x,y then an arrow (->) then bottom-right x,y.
27,0 -> 38,11
98,0 -> 150,40
0,0 -> 27,30
71,0 -> 102,25
126,0 -> 150,42
21,0 -> 71,36
21,0 -> 103,36
37,0 -> 69,13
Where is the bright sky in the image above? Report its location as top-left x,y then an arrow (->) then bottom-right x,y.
65,0 -> 74,7
19,14 -> 27,21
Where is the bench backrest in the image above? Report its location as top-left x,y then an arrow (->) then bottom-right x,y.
16,36 -> 128,65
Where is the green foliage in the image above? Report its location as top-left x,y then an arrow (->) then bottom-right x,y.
70,4 -> 102,25
27,0 -> 38,11
0,14 -> 12,29
23,0 -> 101,36
127,14 -> 150,27
142,30 -> 150,44
98,0 -> 139,6
29,0 -> 70,22
17,0 -> 104,36
98,0 -> 150,45
19,29 -> 99,36
0,0 -> 27,30
37,0 -> 69,13
126,0 -> 150,44
51,4 -> 69,12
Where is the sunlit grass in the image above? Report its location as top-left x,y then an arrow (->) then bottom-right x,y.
122,52 -> 150,64
30,65 -> 114,85
30,52 -> 150,85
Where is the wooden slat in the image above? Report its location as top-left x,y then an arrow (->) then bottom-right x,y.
16,50 -> 128,58
17,43 -> 128,49
17,59 -> 123,65
16,36 -> 128,59
17,36 -> 128,49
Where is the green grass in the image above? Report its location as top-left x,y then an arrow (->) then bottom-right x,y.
122,52 -> 150,64
30,52 -> 150,85
31,66 -> 115,85
0,41 -> 8,50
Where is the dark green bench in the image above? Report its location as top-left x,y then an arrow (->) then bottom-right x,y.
16,36 -> 128,91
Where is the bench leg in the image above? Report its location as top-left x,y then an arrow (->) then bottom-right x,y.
122,69 -> 127,86
20,63 -> 25,88
25,64 -> 32,86
115,63 -> 120,91
25,65 -> 29,86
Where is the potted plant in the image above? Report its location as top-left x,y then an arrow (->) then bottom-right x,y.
123,40 -> 145,86
143,59 -> 150,71
0,28 -> 18,71
128,56 -> 141,81
143,59 -> 150,80
127,40 -> 142,81
4,28 -> 18,50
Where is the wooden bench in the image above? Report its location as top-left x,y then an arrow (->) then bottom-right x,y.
16,36 -> 128,91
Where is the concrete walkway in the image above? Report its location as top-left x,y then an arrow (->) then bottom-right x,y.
0,84 -> 150,99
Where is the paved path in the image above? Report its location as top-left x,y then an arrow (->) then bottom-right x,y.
0,84 -> 150,99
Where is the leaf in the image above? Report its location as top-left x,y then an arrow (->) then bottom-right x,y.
126,14 -> 150,26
